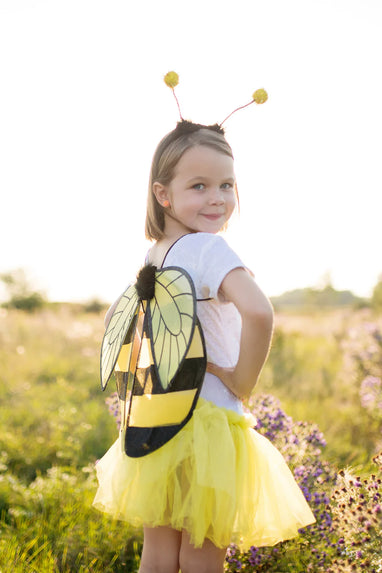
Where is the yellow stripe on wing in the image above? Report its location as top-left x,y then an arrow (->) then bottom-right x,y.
185,325 -> 204,359
116,336 -> 153,371
116,325 -> 202,373
129,389 -> 198,427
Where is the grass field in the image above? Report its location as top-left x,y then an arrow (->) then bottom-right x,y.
0,305 -> 381,572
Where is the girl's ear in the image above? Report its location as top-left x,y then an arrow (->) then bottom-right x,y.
152,182 -> 170,207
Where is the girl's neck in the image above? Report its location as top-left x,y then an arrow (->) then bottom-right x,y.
159,213 -> 195,246
149,218 -> 195,268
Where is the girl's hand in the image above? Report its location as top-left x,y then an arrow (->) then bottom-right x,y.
206,362 -> 242,400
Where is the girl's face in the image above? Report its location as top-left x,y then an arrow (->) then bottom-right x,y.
155,145 -> 236,237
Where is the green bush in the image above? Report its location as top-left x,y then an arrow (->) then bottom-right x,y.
0,269 -> 47,312
83,298 -> 108,314
371,276 -> 382,312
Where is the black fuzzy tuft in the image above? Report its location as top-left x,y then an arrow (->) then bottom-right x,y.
174,120 -> 225,136
135,264 -> 157,301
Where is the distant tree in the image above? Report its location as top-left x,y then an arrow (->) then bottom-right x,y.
316,270 -> 333,290
371,275 -> 382,312
271,285 -> 363,310
83,297 -> 107,313
0,269 -> 47,312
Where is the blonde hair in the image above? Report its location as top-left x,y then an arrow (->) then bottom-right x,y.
145,126 -> 235,241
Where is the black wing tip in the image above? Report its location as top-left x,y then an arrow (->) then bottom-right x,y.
100,360 -> 113,391
100,371 -> 109,391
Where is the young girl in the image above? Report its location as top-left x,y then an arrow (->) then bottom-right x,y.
93,122 -> 316,573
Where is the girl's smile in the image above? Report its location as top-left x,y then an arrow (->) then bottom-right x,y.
153,145 -> 236,238
201,214 -> 224,220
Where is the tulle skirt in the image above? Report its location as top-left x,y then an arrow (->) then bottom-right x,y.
93,398 -> 315,550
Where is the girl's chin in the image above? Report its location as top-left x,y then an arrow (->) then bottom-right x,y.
172,218 -> 226,235
191,223 -> 223,234
196,229 -> 222,235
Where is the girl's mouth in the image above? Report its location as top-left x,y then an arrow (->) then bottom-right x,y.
201,214 -> 223,221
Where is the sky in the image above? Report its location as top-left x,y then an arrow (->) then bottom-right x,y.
0,0 -> 381,303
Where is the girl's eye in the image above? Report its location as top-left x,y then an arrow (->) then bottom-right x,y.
192,183 -> 205,191
221,182 -> 234,190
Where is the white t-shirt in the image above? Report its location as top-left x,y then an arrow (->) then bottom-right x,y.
160,232 -> 246,414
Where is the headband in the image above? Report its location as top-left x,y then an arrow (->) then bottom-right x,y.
164,71 -> 268,134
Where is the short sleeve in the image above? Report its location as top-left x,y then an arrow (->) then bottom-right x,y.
162,233 -> 247,301
197,234 -> 245,300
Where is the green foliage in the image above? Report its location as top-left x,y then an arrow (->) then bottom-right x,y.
82,298 -> 108,314
0,465 -> 142,572
271,285 -> 364,310
0,308 -> 115,482
259,311 -> 382,470
1,306 -> 381,570
371,276 -> 382,312
0,269 -> 47,312
260,323 -> 348,466
0,307 -> 142,571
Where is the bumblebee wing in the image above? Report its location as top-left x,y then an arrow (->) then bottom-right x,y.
100,284 -> 139,390
148,267 -> 196,390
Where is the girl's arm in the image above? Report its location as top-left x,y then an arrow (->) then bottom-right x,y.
207,267 -> 274,400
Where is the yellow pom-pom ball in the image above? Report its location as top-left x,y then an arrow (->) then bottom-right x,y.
164,71 -> 179,89
252,89 -> 268,104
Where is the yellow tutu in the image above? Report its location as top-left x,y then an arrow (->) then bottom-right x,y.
93,398 -> 315,550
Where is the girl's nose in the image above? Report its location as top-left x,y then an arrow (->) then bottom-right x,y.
209,188 -> 224,204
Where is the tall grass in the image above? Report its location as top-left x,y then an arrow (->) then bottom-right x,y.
0,305 -> 381,571
0,307 -> 143,571
262,308 -> 382,471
